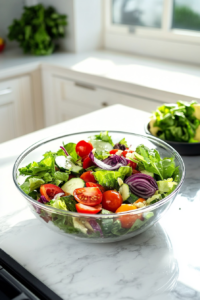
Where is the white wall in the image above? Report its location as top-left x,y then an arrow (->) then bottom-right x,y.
0,0 -> 24,49
74,0 -> 103,52
41,0 -> 75,52
0,0 -> 103,53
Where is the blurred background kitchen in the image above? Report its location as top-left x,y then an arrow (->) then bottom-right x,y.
0,0 -> 200,143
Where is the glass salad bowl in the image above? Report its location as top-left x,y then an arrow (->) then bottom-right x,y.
13,131 -> 185,243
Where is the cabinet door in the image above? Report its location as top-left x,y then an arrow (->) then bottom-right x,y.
53,76 -> 163,125
0,76 -> 34,143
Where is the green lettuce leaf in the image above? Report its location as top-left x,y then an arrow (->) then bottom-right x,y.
135,144 -> 176,180
111,220 -> 127,236
54,171 -> 69,182
94,166 -> 132,189
57,143 -> 79,162
94,150 -> 111,160
100,209 -> 113,237
152,101 -> 200,143
93,131 -> 114,146
157,178 -> 177,194
49,199 -> 67,210
119,138 -> 128,148
62,195 -> 77,212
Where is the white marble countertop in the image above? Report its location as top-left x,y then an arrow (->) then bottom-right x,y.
1,48 -> 200,99
0,105 -> 200,300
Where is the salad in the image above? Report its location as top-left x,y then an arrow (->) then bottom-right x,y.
149,101 -> 200,143
19,131 -> 180,238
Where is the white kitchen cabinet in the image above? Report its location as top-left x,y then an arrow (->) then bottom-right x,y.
52,76 -> 163,124
0,76 -> 34,143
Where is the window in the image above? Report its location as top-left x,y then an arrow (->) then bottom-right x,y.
172,0 -> 200,31
104,0 -> 200,64
112,0 -> 164,28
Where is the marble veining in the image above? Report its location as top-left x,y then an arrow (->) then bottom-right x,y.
0,105 -> 200,300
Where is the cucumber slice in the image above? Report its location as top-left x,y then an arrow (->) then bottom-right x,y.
55,156 -> 83,175
90,140 -> 113,152
119,184 -> 131,201
62,178 -> 85,195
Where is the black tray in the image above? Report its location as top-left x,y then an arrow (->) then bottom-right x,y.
0,249 -> 62,300
144,121 -> 200,156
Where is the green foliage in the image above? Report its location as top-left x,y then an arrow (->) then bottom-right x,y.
135,144 -> 176,180
173,5 -> 200,31
153,101 -> 200,143
93,131 -> 114,146
8,4 -> 67,55
94,166 -> 132,189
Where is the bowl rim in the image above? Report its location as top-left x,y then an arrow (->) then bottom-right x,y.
145,119 -> 200,145
13,130 -> 185,218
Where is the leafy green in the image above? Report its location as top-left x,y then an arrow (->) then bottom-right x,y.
152,101 -> 200,143
19,152 -> 55,176
92,131 -> 114,146
54,171 -> 69,182
111,220 -> 127,236
157,178 -> 177,194
94,166 -> 132,189
119,138 -> 128,148
94,150 -> 111,160
20,181 -> 31,195
135,144 -> 176,180
62,196 -> 77,212
52,214 -> 80,234
173,166 -> 181,183
118,166 -> 132,178
29,178 -> 45,191
49,199 -> 67,210
7,4 -> 67,56
100,209 -> 113,237
20,177 -> 45,195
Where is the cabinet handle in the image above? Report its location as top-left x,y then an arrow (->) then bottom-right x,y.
74,82 -> 96,91
0,88 -> 12,96
101,102 -> 109,107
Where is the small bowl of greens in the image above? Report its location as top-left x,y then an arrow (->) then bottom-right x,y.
13,131 -> 185,243
145,101 -> 200,156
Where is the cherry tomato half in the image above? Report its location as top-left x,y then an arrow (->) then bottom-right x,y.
40,184 -> 64,201
82,156 -> 94,169
76,203 -> 102,214
102,190 -> 122,212
109,149 -> 120,155
121,150 -> 134,157
76,140 -> 93,158
73,187 -> 102,206
115,204 -> 142,229
86,182 -> 106,193
128,161 -> 137,170
80,171 -> 97,183
132,169 -> 140,174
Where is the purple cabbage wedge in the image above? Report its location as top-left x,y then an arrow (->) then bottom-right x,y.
88,220 -> 103,237
89,152 -> 128,170
38,195 -> 49,204
125,173 -> 158,199
113,143 -> 126,151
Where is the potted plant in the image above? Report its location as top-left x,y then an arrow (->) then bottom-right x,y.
8,4 -> 67,55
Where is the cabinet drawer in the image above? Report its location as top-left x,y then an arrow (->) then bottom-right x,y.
0,80 -> 16,106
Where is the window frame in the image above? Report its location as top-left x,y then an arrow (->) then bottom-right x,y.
104,0 -> 200,64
